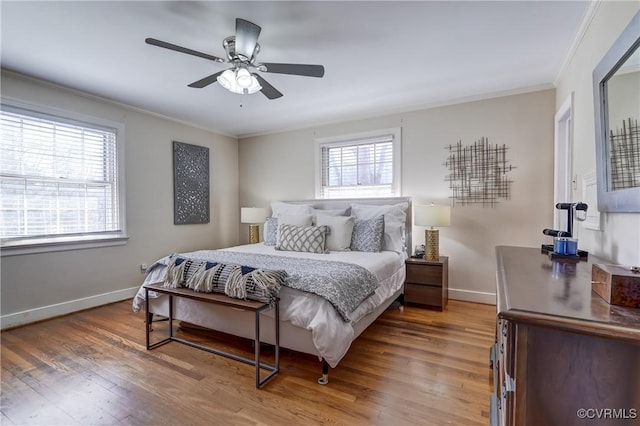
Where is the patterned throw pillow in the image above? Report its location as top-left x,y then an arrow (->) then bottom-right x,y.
350,215 -> 385,252
275,224 -> 329,254
264,217 -> 278,246
351,202 -> 408,252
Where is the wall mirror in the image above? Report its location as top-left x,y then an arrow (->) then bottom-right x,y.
593,10 -> 640,212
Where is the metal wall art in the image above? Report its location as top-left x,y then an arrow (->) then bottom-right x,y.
173,141 -> 210,224
609,118 -> 639,191
444,137 -> 515,207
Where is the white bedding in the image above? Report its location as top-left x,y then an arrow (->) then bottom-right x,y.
133,243 -> 406,367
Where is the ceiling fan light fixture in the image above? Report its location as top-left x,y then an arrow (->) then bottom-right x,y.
217,69 -> 236,91
217,68 -> 261,95
235,67 -> 253,88
146,17 -> 325,100
245,75 -> 262,94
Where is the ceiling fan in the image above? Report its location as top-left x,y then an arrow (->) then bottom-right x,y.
145,18 -> 325,100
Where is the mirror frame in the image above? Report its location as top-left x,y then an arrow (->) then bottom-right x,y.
592,10 -> 640,212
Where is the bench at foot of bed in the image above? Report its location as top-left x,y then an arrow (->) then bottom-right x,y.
143,283 -> 280,389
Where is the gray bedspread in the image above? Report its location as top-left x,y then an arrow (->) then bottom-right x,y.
141,249 -> 379,322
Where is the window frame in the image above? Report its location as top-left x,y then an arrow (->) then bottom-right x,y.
314,127 -> 402,199
0,98 -> 128,256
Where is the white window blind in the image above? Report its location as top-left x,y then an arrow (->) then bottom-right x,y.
318,130 -> 400,198
0,105 -> 122,246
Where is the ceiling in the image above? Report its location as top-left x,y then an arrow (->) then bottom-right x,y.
1,1 -> 590,138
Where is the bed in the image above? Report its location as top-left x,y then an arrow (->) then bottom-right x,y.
132,197 -> 412,383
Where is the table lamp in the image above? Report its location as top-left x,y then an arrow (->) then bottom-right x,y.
414,203 -> 451,261
241,207 -> 269,244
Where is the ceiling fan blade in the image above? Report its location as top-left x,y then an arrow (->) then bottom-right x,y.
188,71 -> 225,88
145,38 -> 225,63
254,74 -> 283,99
261,63 -> 325,78
235,18 -> 261,60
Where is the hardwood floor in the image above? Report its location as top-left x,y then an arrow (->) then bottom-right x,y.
1,299 -> 495,425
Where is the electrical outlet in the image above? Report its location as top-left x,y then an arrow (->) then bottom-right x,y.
140,263 -> 148,272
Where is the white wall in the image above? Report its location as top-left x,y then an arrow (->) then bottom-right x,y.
8,4 -> 634,322
555,2 -> 640,265
0,72 -> 239,328
239,89 -> 557,304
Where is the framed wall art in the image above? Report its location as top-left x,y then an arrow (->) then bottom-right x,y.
173,141 -> 209,224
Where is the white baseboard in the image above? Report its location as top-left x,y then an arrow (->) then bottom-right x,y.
448,288 -> 496,305
1,286 -> 139,330
2,285 -> 496,329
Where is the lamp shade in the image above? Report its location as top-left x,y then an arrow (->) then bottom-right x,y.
236,68 -> 253,88
414,204 -> 451,227
245,75 -> 262,94
217,69 -> 236,91
241,207 -> 269,224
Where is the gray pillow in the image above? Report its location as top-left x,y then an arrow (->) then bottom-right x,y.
276,224 -> 329,254
350,215 -> 385,252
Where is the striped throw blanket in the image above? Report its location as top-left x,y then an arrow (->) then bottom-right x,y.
163,255 -> 285,306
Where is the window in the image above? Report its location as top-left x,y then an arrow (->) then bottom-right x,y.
315,128 -> 401,198
1,101 -> 127,255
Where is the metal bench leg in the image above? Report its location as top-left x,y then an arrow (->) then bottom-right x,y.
146,312 -> 154,332
255,308 -> 261,389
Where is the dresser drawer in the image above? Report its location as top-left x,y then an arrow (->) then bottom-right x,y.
405,283 -> 443,306
406,264 -> 442,285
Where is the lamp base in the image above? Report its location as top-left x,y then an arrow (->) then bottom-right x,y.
249,224 -> 260,244
425,229 -> 440,261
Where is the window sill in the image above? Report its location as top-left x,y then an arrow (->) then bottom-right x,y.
1,234 -> 130,257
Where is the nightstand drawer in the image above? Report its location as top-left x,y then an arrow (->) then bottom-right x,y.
406,264 -> 442,285
405,283 -> 443,306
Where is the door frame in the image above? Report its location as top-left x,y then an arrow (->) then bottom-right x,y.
553,93 -> 574,231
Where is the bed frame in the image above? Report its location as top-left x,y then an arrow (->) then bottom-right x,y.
146,196 -> 412,384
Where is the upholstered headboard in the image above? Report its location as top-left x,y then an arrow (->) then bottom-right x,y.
282,197 -> 412,257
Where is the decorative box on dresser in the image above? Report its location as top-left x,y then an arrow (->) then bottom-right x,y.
404,256 -> 448,310
491,246 -> 640,426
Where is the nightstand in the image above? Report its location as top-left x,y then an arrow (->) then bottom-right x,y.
404,256 -> 448,310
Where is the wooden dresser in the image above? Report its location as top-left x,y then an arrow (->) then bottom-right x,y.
491,246 -> 640,426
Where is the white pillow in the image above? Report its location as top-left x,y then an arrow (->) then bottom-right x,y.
351,202 -> 408,253
276,214 -> 313,244
315,215 -> 355,251
350,202 -> 408,223
278,214 -> 313,227
311,207 -> 350,217
270,201 -> 313,217
383,221 -> 406,253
